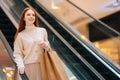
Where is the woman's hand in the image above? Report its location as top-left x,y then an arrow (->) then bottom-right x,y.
38,41 -> 47,48
19,67 -> 25,74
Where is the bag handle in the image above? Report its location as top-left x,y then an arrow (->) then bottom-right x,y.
20,73 -> 29,80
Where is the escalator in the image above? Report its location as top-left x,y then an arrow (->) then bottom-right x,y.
0,0 -> 120,80
24,0 -> 120,80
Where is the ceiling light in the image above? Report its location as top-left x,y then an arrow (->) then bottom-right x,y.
51,0 -> 60,10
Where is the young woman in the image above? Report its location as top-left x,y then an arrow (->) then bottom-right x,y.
13,7 -> 50,80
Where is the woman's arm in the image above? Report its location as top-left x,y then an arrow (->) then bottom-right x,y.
13,34 -> 25,69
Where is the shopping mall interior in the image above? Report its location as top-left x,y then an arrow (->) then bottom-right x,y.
0,0 -> 120,80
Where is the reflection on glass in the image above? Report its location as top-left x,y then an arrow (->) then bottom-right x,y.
94,37 -> 120,64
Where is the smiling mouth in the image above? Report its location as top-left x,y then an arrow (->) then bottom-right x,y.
28,19 -> 35,21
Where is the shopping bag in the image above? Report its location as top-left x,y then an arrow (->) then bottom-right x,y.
39,53 -> 47,80
48,50 -> 68,80
45,51 -> 58,80
39,49 -> 68,80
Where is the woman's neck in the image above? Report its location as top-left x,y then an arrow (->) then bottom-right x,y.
25,24 -> 35,28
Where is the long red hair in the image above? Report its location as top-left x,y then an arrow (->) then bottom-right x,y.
14,7 -> 39,41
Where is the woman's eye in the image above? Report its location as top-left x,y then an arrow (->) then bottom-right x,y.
32,14 -> 35,16
27,14 -> 30,16
27,14 -> 35,16
26,13 -> 35,16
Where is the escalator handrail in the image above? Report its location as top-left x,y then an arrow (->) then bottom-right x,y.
0,30 -> 14,61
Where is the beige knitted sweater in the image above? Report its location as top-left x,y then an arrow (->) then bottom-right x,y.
13,27 -> 50,69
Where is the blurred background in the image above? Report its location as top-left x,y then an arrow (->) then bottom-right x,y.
0,0 -> 120,80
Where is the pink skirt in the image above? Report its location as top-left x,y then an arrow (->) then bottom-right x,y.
25,63 -> 42,80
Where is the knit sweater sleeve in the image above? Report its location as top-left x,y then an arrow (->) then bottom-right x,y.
43,28 -> 51,51
13,34 -> 25,69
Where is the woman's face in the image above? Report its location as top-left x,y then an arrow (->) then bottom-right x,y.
24,9 -> 35,25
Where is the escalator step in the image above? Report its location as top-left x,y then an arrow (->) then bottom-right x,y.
73,63 -> 100,80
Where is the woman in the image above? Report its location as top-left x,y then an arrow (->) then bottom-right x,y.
13,7 -> 50,80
